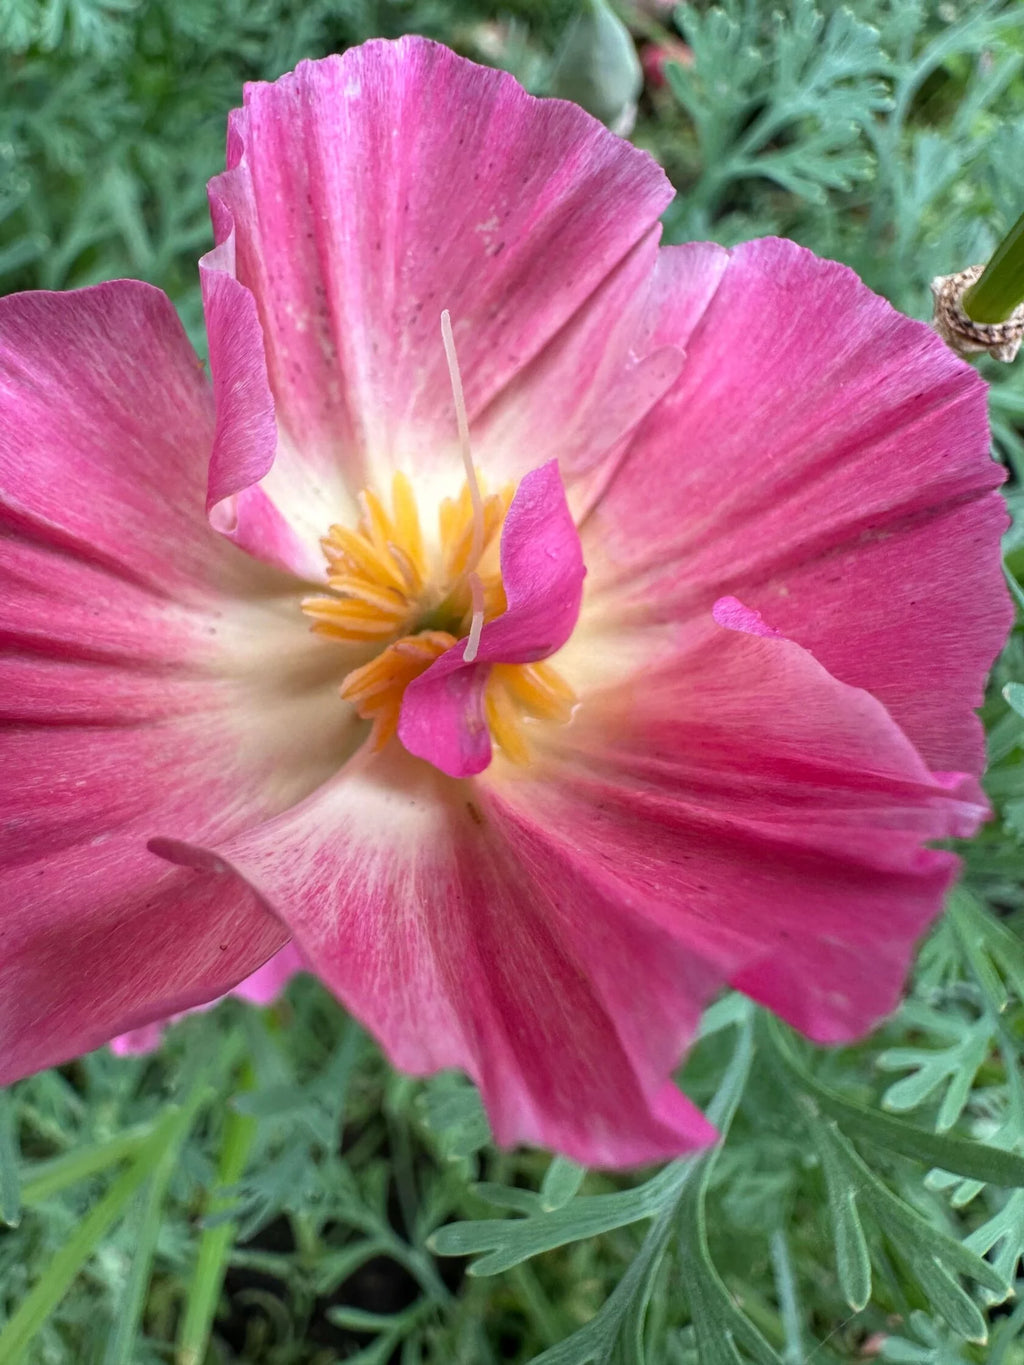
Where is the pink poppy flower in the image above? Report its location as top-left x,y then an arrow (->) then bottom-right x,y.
0,38 -> 1010,1166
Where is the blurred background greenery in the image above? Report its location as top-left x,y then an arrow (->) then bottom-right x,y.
3,2 -> 1024,1362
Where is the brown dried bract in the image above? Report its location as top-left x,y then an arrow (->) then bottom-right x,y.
931,264 -> 1024,363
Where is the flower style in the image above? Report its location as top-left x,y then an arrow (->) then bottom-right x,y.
0,38 -> 1011,1165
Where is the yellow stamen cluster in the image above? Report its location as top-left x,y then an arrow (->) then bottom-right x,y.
302,472 -> 509,644
485,663 -> 577,765
301,471 -> 576,763
341,630 -> 455,750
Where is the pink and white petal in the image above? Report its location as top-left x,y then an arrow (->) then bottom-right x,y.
0,283 -> 242,599
0,283 -> 351,797
154,745 -> 720,1167
472,235 -> 717,507
201,246 -> 336,577
587,237 -> 1010,775
1,815 -> 287,1081
233,939 -> 306,1005
204,36 -> 673,507
110,1022 -> 166,1057
399,461 -> 585,775
0,611 -> 348,1080
109,940 -> 305,1057
0,287 -> 348,1078
500,611 -> 985,1045
0,618 -> 320,1079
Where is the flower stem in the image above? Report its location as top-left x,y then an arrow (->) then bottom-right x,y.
0,1090 -> 21,1227
0,1080 -> 211,1365
20,1124 -> 158,1206
101,1110 -> 198,1365
176,1062 -> 257,1365
963,209 -> 1024,323
0,1153 -> 158,1364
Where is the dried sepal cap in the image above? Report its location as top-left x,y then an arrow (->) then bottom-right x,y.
931,264 -> 1024,363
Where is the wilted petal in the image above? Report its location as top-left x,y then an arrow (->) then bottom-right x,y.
233,938 -> 306,1005
109,1022 -> 166,1058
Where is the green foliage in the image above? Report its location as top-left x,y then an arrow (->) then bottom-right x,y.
4,0 -> 1024,1362
662,0 -> 889,230
0,0 -> 576,346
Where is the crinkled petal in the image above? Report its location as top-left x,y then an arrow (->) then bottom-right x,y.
153,745 -> 719,1168
0,285 -> 346,1079
472,233 -> 703,513
588,237 -> 1011,774
201,35 -> 674,548
510,608 -> 984,1045
1,283 -> 237,598
399,461 -> 584,776
201,247 -> 325,577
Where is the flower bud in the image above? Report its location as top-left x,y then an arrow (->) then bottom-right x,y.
549,0 -> 643,133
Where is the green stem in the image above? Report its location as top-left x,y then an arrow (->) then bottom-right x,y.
20,1124 -> 156,1207
963,208 -> 1024,323
102,1106 -> 202,1365
176,1065 -> 258,1365
508,1263 -> 565,1345
0,1088 -> 208,1365
0,1160 -> 157,1364
763,1013 -> 1024,1188
769,1229 -> 805,1365
18,1044 -> 239,1207
0,1089 -> 22,1228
